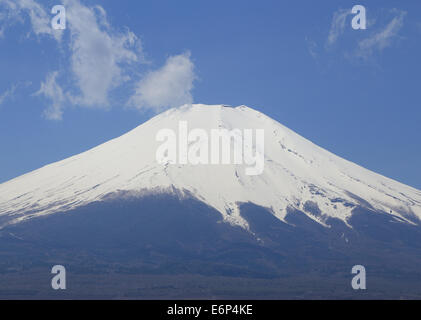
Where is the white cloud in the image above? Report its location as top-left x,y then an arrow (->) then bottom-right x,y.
356,10 -> 406,58
0,81 -> 31,106
314,8 -> 406,62
0,11 -> 6,38
305,36 -> 318,59
326,8 -> 351,47
0,84 -> 16,105
35,71 -> 65,120
63,0 -> 141,107
128,52 -> 196,112
1,0 -> 142,118
0,0 -> 62,40
1,0 -> 196,119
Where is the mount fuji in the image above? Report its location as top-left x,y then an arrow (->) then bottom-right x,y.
0,104 -> 421,299
1,104 -> 420,228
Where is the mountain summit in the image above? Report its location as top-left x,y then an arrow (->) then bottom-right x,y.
1,104 -> 421,299
0,104 -> 420,229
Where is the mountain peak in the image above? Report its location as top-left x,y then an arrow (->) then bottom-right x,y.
0,104 -> 420,229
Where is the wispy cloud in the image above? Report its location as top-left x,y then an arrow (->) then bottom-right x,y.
35,71 -> 65,120
0,81 -> 31,106
128,52 -> 196,112
0,0 -> 197,120
356,10 -> 406,59
0,11 -> 6,38
326,8 -> 352,47
1,0 -> 137,117
63,0 -> 141,107
305,36 -> 318,59
0,84 -> 16,105
308,7 -> 407,63
0,0 -> 62,40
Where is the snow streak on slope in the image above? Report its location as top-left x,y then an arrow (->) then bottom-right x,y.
0,104 -> 420,228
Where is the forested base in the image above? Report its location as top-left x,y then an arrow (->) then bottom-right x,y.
0,194 -> 420,299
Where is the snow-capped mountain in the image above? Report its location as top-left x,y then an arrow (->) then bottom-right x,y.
0,104 -> 420,229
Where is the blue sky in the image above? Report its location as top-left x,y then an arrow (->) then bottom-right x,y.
0,0 -> 420,188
